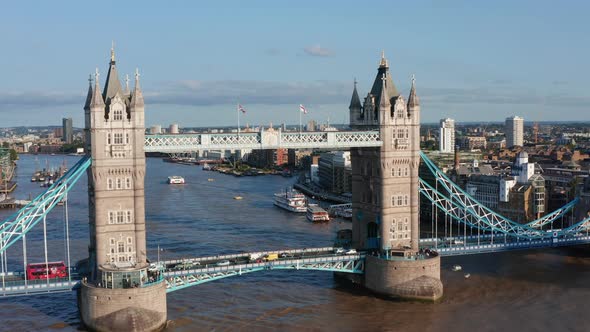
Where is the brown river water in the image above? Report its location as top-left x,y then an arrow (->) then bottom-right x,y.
1,154 -> 590,332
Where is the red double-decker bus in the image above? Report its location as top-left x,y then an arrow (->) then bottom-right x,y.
26,261 -> 68,280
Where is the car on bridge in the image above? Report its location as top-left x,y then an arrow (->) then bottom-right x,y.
333,248 -> 345,254
216,260 -> 230,266
279,252 -> 294,258
173,261 -> 200,270
345,249 -> 357,255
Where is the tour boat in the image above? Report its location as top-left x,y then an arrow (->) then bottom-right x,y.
274,189 -> 307,213
167,176 -> 185,184
306,204 -> 330,222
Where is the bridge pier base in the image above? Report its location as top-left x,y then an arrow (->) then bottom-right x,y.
78,281 -> 167,332
363,255 -> 443,301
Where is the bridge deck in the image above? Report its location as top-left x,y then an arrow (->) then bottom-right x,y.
160,247 -> 364,292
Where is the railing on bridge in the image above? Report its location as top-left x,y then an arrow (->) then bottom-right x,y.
161,248 -> 365,292
144,130 -> 382,153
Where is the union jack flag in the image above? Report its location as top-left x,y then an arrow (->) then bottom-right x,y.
238,104 -> 246,113
299,104 -> 308,114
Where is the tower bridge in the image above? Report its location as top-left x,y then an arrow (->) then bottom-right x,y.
1,48 -> 590,331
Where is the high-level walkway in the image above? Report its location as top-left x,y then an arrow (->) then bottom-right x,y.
144,130 -> 382,153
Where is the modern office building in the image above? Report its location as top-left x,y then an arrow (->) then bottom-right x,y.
505,116 -> 524,147
62,117 -> 73,144
439,118 -> 455,153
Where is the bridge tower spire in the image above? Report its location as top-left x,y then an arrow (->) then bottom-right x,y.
348,52 -> 442,301
79,46 -> 167,332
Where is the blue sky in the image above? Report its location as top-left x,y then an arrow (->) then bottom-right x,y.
0,0 -> 588,128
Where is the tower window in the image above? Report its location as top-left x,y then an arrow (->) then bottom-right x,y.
116,178 -> 122,189
114,133 -> 123,144
107,133 -> 111,145
113,109 -> 123,121
125,133 -> 129,144
125,177 -> 131,189
107,178 -> 113,190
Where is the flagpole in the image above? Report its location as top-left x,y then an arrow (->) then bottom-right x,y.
299,107 -> 302,133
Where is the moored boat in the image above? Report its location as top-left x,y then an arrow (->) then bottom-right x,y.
306,204 -> 330,222
274,188 -> 307,213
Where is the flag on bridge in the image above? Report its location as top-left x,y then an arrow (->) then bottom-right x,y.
238,104 -> 246,114
299,104 -> 308,114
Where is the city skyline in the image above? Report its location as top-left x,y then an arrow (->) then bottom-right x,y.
1,1 -> 589,127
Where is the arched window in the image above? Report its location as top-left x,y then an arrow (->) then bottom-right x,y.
398,168 -> 402,176
405,129 -> 409,138
116,178 -> 122,189
107,178 -> 113,190
404,168 -> 409,176
397,196 -> 403,206
125,177 -> 131,189
107,133 -> 111,145
125,133 -> 129,144
391,196 -> 396,206
404,195 -> 409,206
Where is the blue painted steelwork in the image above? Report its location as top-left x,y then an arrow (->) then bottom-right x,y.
419,152 -> 589,239
163,254 -> 365,293
0,156 -> 91,253
0,277 -> 81,297
144,130 -> 382,153
419,178 -> 578,235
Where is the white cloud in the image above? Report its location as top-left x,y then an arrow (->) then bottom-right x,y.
303,45 -> 333,57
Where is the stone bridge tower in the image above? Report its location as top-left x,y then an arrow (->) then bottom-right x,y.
348,52 -> 442,301
78,46 -> 167,332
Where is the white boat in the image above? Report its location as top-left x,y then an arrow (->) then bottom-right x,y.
464,273 -> 471,279
306,204 -> 330,222
167,176 -> 185,184
274,189 -> 307,213
452,265 -> 462,272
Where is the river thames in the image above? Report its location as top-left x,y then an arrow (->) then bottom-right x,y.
1,154 -> 590,331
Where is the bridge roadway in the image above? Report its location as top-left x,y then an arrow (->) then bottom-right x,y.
420,233 -> 590,256
5,234 -> 590,296
0,247 -> 364,296
144,130 -> 382,153
161,247 -> 365,292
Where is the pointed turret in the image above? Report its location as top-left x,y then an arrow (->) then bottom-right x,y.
349,78 -> 363,127
349,78 -> 362,110
130,68 -> 144,108
90,69 -> 105,107
407,74 -> 420,123
102,43 -> 123,105
369,51 -> 399,110
84,74 -> 93,111
407,74 -> 420,108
